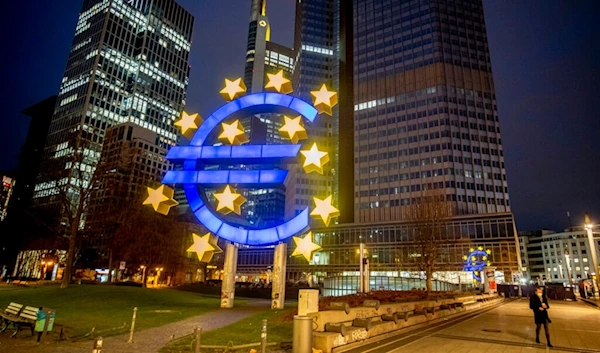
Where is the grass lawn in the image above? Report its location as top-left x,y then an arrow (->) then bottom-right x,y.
161,306 -> 294,352
0,284 -> 223,339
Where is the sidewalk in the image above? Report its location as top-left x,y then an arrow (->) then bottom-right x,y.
397,298 -> 600,353
0,299 -> 271,353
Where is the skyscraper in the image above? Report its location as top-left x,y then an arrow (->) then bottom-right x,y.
11,96 -> 57,212
287,0 -> 350,222
33,0 -> 194,225
353,0 -> 510,223
243,0 -> 270,94
235,0 -> 522,290
237,0 -> 295,228
85,122 -> 170,251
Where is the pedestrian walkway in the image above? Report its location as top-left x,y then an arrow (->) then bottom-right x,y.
0,299 -> 271,353
385,299 -> 600,353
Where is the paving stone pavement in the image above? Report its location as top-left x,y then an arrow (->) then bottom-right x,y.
0,299 -> 272,353
384,298 -> 600,353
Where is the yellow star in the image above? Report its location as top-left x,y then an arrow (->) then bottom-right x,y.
471,256 -> 477,261
486,249 -> 492,255
482,256 -> 488,261
214,185 -> 246,215
310,84 -> 338,115
219,120 -> 249,145
220,78 -> 246,101
142,185 -> 179,215
469,248 -> 474,253
477,246 -> 483,251
279,116 -> 307,144
174,111 -> 203,137
300,143 -> 329,174
462,255 -> 468,260
187,233 -> 222,263
265,69 -> 293,94
486,261 -> 491,266
292,232 -> 322,262
310,195 -> 339,226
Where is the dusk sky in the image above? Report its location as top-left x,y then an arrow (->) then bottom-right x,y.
0,1 -> 597,232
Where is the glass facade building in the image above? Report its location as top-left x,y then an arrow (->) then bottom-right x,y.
236,0 -> 296,229
235,0 -> 522,290
237,213 -> 519,282
32,0 -> 194,225
287,0 -> 339,222
353,0 -> 509,222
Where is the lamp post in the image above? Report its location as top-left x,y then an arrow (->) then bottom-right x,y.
564,245 -> 572,286
40,261 -> 46,280
584,213 -> 599,297
358,244 -> 369,293
140,266 -> 146,286
155,267 -> 163,287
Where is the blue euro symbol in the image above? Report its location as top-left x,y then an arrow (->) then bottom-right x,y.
463,249 -> 488,281
163,92 -> 318,246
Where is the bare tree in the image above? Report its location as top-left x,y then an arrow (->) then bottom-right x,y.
407,190 -> 453,293
36,135 -> 100,288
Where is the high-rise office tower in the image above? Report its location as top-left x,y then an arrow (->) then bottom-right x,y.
33,0 -> 194,225
236,0 -> 295,228
244,0 -> 270,94
8,96 -> 57,215
85,122 -> 169,249
353,0 -> 510,222
288,0 -> 355,223
241,0 -> 521,289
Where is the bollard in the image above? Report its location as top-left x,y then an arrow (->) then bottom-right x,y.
194,327 -> 202,353
92,336 -> 103,353
261,319 -> 267,353
293,315 -> 313,353
127,307 -> 138,344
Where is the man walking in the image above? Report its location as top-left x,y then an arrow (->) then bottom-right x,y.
530,286 -> 552,347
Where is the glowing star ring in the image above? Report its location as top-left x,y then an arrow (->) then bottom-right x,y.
163,92 -> 318,246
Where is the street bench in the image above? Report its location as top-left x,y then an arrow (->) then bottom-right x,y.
1,305 -> 38,337
0,302 -> 23,326
8,280 -> 29,286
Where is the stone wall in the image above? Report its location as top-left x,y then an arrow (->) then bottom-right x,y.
310,293 -> 501,353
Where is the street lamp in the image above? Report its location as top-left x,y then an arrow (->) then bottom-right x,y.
155,267 -> 164,287
358,243 -> 369,293
40,261 -> 46,280
564,245 -> 573,286
140,265 -> 147,286
584,213 -> 599,297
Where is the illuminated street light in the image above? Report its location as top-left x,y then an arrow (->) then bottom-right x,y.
140,265 -> 147,286
584,212 -> 599,297
155,267 -> 164,287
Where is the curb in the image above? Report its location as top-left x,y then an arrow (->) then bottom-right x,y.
580,298 -> 600,309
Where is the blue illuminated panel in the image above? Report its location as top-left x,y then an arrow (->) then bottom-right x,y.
163,170 -> 288,187
167,145 -> 300,164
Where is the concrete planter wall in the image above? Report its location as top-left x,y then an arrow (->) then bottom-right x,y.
310,293 -> 501,353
